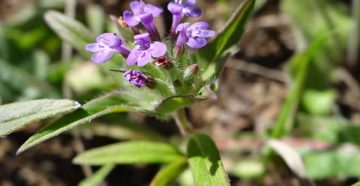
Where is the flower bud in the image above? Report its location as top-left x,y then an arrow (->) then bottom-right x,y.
117,16 -> 128,28
184,64 -> 199,79
153,56 -> 173,69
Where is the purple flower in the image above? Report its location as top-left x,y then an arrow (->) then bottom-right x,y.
168,0 -> 201,35
123,1 -> 163,39
85,33 -> 130,63
126,33 -> 167,67
175,22 -> 215,50
124,70 -> 149,88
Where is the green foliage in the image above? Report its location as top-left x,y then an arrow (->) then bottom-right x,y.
271,34 -> 329,138
302,90 -> 336,115
85,5 -> 105,35
16,93 -> 130,154
198,0 -> 255,63
44,10 -> 95,57
79,165 -> 115,186
155,95 -> 206,115
198,0 -> 255,81
79,121 -> 164,141
150,158 -> 187,186
0,60 -> 59,102
73,141 -> 184,165
231,160 -> 265,179
187,133 -> 230,186
0,99 -> 79,136
302,147 -> 360,179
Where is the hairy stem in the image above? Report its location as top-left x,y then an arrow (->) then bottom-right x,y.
173,109 -> 194,136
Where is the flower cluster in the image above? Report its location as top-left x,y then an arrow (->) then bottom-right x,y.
86,0 -> 215,88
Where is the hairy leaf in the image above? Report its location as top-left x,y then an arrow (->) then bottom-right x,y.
0,99 -> 80,136
74,141 -> 183,165
155,95 -> 206,116
187,133 -> 230,186
17,92 -> 130,154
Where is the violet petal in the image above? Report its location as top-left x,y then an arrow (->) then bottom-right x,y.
91,50 -> 113,63
150,42 -> 167,58
123,11 -> 140,26
126,49 -> 140,66
144,4 -> 163,17
187,37 -> 207,48
85,43 -> 100,53
137,51 -> 152,66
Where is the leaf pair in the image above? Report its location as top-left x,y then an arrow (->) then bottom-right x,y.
73,133 -> 229,186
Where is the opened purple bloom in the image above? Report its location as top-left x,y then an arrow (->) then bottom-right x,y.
124,70 -> 148,88
168,0 -> 201,34
176,22 -> 215,49
126,33 -> 167,67
85,33 -> 130,63
123,1 -> 163,38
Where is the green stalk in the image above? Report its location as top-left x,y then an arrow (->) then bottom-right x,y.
172,109 -> 194,136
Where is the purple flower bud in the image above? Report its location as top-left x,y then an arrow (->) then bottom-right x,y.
184,64 -> 199,79
126,33 -> 167,67
168,0 -> 201,35
123,70 -> 149,88
175,22 -> 215,52
123,1 -> 163,39
85,33 -> 130,63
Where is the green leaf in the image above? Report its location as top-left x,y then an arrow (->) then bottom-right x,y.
86,5 -> 105,34
0,60 -> 59,100
44,10 -> 95,57
79,164 -> 115,186
271,34 -> 330,138
16,92 -> 130,154
150,158 -> 187,186
79,122 -> 164,141
0,22 -> 9,60
0,99 -> 80,136
231,160 -> 265,179
353,181 -> 360,186
302,147 -> 360,179
187,133 -> 230,186
73,141 -> 184,165
199,0 -> 255,63
302,89 -> 336,115
155,95 -> 206,116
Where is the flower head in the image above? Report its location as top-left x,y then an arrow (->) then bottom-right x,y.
124,70 -> 149,88
85,33 -> 130,63
126,33 -> 167,66
168,0 -> 201,34
123,1 -> 162,39
176,22 -> 215,49
123,1 -> 163,26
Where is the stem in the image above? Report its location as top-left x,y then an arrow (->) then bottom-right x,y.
172,109 -> 194,136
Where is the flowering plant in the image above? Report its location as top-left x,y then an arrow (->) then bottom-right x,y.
0,0 -> 255,185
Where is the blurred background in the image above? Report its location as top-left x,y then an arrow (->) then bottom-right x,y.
0,0 -> 360,185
